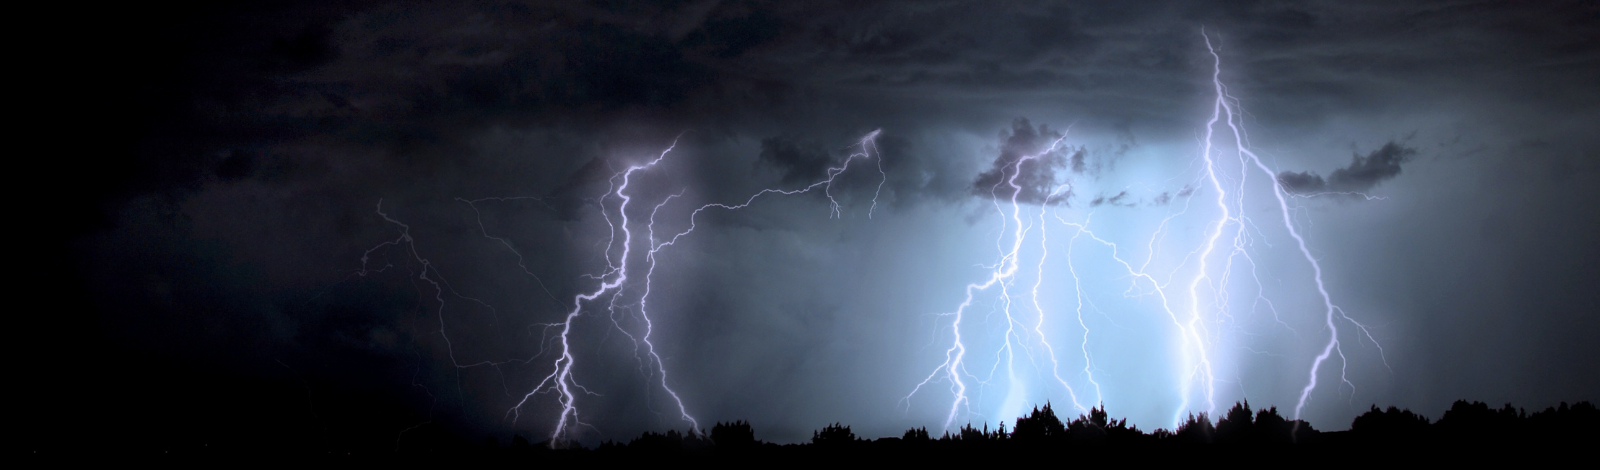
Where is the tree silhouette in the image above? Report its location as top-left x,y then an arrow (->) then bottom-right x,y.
812,423 -> 857,446
358,399 -> 1600,459
1173,412 -> 1215,443
711,420 -> 757,450
1248,406 -> 1305,444
1350,405 -> 1431,443
1012,403 -> 1066,443
1214,400 -> 1254,444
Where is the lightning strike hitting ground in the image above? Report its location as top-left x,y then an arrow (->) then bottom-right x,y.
624,131 -> 886,438
359,131 -> 884,445
505,141 -> 681,446
358,30 -> 1389,443
1198,35 -> 1389,421
907,132 -> 1093,430
904,31 -> 1387,433
1035,186 -> 1103,408
473,132 -> 882,445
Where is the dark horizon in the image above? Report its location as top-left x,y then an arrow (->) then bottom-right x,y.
25,0 -> 1598,454
28,397 -> 1600,454
536,399 -> 1600,449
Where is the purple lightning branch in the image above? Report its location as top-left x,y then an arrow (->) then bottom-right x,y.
361,131 -> 885,446
498,131 -> 886,445
504,140 -> 681,445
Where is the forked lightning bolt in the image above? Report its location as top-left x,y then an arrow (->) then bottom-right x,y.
905,30 -> 1386,432
907,132 -> 1092,430
486,132 -> 887,445
1198,34 -> 1388,421
359,29 -> 1388,442
506,141 -> 680,446
365,132 -> 884,446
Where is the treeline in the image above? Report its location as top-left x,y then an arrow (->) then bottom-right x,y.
530,400 -> 1596,457
1345,400 -> 1598,445
65,400 -> 1590,459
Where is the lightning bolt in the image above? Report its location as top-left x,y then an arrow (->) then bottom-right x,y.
644,132 -> 889,277
360,199 -> 555,445
1035,186 -> 1101,407
1052,209 -> 1195,427
358,28 -> 1391,442
627,130 -> 885,431
903,30 -> 1387,433
497,131 -> 886,446
907,131 -> 1092,430
1199,33 -> 1388,422
504,140 -> 681,446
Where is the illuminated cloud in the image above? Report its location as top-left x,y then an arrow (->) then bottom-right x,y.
972,119 -> 1084,205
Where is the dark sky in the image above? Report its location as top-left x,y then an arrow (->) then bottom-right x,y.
33,0 -> 1599,450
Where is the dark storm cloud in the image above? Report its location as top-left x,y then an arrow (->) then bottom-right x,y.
972,118 -> 1080,205
1089,190 -> 1136,208
36,0 -> 1600,452
1150,185 -> 1195,206
68,1 -> 1600,218
1278,142 -> 1417,195
758,136 -> 833,184
1070,147 -> 1088,174
78,1 -> 796,217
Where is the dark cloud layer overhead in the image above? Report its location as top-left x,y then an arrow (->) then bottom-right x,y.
26,0 -> 1600,453
758,136 -> 835,184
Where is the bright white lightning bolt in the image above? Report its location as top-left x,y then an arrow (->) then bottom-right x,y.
907,132 -> 1092,430
1035,186 -> 1101,406
359,29 -> 1393,442
1052,209 -> 1195,427
505,140 -> 681,446
1175,36 -> 1238,420
1199,34 -> 1388,422
903,30 -> 1387,433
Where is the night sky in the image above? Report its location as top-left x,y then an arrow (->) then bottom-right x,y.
32,0 -> 1599,450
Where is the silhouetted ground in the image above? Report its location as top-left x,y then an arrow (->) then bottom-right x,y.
26,400 -> 1595,464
